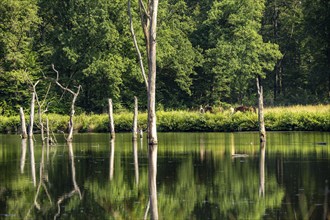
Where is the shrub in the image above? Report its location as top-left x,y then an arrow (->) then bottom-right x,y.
1,105 -> 329,134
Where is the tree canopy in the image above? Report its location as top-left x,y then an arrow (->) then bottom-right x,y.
0,0 -> 328,115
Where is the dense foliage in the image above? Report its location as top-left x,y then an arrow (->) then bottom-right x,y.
0,0 -> 329,115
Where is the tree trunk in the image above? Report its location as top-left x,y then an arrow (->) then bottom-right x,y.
28,92 -> 36,139
46,118 -> 50,147
147,0 -> 158,146
67,89 -> 80,142
108,98 -> 115,139
51,65 -> 81,142
38,105 -> 45,144
19,107 -> 28,139
133,96 -> 138,141
257,76 -> 266,143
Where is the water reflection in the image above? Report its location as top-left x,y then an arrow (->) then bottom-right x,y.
148,144 -> 158,220
1,132 -> 329,219
259,142 -> 265,197
133,140 -> 139,185
199,134 -> 205,161
109,138 -> 115,181
54,142 -> 82,219
324,180 -> 329,220
33,144 -> 51,210
20,139 -> 27,173
29,138 -> 36,187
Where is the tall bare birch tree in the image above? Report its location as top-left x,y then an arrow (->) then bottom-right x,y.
128,0 -> 158,146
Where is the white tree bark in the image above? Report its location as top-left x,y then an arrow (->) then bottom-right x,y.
128,0 -> 158,146
108,98 -> 115,139
19,107 -> 27,139
257,76 -> 266,143
128,1 -> 148,89
133,96 -> 138,140
147,0 -> 158,146
51,64 -> 81,142
28,92 -> 36,139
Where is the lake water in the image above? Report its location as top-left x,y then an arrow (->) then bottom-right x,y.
0,132 -> 329,219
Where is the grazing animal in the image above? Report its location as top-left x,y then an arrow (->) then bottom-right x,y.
204,105 -> 213,113
229,107 -> 235,115
199,105 -> 205,113
234,105 -> 256,113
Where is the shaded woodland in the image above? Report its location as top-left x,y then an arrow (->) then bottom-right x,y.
0,0 -> 329,116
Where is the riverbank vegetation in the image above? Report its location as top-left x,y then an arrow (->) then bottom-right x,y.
0,105 -> 328,134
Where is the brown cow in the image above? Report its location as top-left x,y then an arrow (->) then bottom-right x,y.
204,105 -> 213,113
234,105 -> 256,113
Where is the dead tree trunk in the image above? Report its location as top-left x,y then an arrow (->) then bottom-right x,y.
128,0 -> 158,146
37,105 -> 45,144
147,0 -> 159,146
133,96 -> 138,141
108,98 -> 115,139
67,90 -> 80,142
257,76 -> 266,143
51,64 -> 81,142
20,107 -> 28,139
128,1 -> 148,89
28,92 -> 36,139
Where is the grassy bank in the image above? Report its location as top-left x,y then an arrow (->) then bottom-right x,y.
0,105 -> 329,134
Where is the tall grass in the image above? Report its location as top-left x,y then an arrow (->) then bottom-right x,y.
1,105 -> 329,134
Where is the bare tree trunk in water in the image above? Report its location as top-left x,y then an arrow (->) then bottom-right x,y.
133,96 -> 138,141
51,64 -> 81,142
108,99 -> 115,139
128,0 -> 158,145
259,142 -> 266,197
29,92 -> 36,139
149,144 -> 158,219
257,76 -> 266,143
147,0 -> 158,146
20,107 -> 27,139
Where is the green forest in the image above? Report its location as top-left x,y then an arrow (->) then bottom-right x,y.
0,0 -> 329,116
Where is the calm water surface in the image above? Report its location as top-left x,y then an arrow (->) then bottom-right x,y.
0,132 -> 329,219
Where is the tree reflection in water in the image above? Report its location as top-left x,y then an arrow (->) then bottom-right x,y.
54,142 -> 82,219
148,144 -> 158,220
29,138 -> 36,187
133,140 -> 139,185
259,142 -> 265,197
20,139 -> 27,174
109,138 -> 115,181
6,132 -> 328,219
